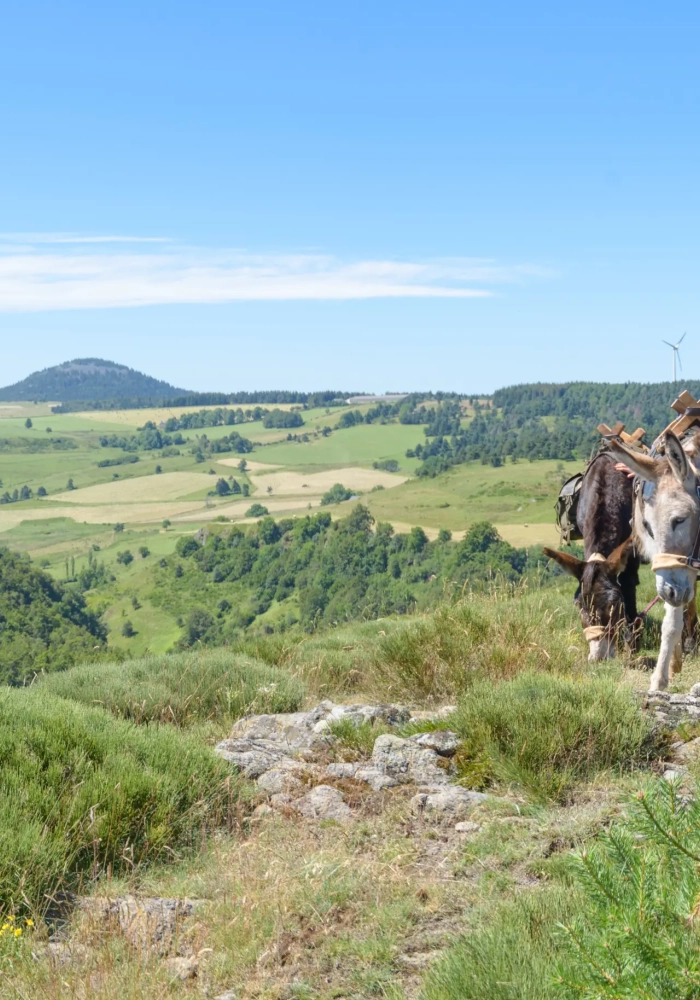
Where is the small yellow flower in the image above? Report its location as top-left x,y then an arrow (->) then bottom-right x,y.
14,928 -> 22,937
25,918 -> 34,927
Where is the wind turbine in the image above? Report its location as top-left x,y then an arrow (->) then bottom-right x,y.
663,333 -> 686,383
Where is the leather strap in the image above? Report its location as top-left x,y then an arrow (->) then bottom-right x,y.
651,553 -> 697,572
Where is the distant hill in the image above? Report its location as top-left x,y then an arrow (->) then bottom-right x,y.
0,359 -> 189,403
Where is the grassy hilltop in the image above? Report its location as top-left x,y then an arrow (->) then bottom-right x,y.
0,378 -> 698,997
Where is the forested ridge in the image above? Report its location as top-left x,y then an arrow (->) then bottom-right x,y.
0,548 -> 109,684
411,381 -> 698,474
151,506 -> 532,646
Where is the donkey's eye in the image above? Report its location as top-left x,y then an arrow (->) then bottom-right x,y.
643,519 -> 654,538
672,516 -> 687,530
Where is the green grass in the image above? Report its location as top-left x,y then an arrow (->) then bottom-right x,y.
422,887 -> 586,1000
374,587 -> 584,700
364,458 -> 580,531
0,686 -> 241,911
40,648 -> 305,727
450,671 -> 665,802
256,421 -> 423,468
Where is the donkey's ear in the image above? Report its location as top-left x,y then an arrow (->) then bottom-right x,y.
664,432 -> 694,488
543,547 -> 585,581
606,538 -> 633,576
606,439 -> 664,483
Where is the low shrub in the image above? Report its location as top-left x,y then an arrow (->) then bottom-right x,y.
0,688 -> 240,911
40,649 -> 305,727
450,672 -> 665,801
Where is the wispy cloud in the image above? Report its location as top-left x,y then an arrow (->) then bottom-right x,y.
0,235 -> 547,312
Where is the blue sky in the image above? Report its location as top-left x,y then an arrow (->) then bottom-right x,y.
1,1 -> 699,392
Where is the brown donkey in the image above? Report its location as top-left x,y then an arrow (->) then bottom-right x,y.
607,431 -> 700,691
544,452 -> 639,660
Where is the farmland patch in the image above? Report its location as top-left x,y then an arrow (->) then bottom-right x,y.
51,471 -> 214,503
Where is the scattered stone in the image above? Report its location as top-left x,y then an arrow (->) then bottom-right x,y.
46,940 -> 89,966
410,787 -> 486,818
77,896 -> 199,955
690,683 -> 700,698
214,992 -> 238,1000
369,734 -> 453,788
325,762 -> 361,779
250,803 -> 274,821
217,701 -> 410,777
163,953 -> 203,980
642,690 -> 700,728
663,765 -> 689,782
454,821 -> 481,834
674,737 -> 700,763
408,730 -> 460,756
292,785 -> 352,824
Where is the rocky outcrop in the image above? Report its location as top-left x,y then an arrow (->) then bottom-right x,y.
216,701 -> 411,778
216,703 -> 485,824
77,896 -> 202,956
292,785 -> 352,824
641,690 -> 700,728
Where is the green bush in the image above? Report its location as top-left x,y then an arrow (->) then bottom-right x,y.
0,688 -> 240,910
40,648 -> 305,727
558,779 -> 700,998
450,672 -> 664,802
425,779 -> 700,1000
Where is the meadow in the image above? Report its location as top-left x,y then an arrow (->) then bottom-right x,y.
0,585 -> 694,999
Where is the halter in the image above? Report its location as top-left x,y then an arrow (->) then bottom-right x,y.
639,480 -> 700,573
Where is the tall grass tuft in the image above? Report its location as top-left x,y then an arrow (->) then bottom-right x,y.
450,671 -> 665,802
374,588 -> 584,700
0,688 -> 242,911
422,887 -> 585,1000
40,649 -> 305,728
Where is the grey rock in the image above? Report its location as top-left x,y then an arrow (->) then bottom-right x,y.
674,737 -> 700,763
218,701 -> 411,776
410,786 -> 486,817
292,785 -> 352,824
250,803 -> 274,821
663,766 -> 689,782
370,734 -> 452,788
455,820 -> 481,834
47,941 -> 89,966
214,993 -> 238,1000
255,759 -> 315,795
408,730 -> 460,756
163,953 -> 205,980
354,766 -> 401,791
325,762 -> 361,779
78,896 -> 199,955
691,683 -> 700,698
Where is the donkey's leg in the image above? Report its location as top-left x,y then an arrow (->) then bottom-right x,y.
683,580 -> 699,655
651,603 -> 684,692
620,557 -> 640,652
